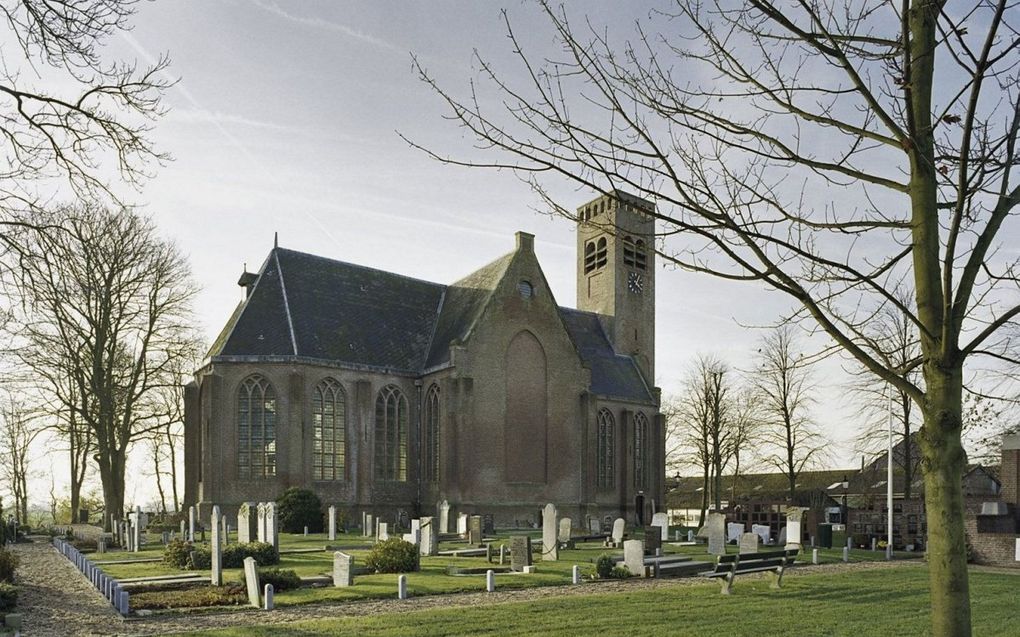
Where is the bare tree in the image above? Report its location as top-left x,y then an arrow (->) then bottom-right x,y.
848,291 -> 923,498
0,396 -> 41,522
727,386 -> 763,504
410,2 -> 1020,632
753,326 -> 825,502
9,204 -> 198,529
0,0 -> 170,261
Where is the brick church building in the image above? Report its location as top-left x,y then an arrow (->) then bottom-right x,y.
183,191 -> 664,528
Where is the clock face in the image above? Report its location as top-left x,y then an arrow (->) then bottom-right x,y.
628,272 -> 644,294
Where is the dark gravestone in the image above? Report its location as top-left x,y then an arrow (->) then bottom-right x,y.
468,516 -> 483,546
482,514 -> 495,535
644,526 -> 662,555
509,536 -> 533,572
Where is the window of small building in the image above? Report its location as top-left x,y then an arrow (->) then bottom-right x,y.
424,384 -> 441,483
597,408 -> 615,489
237,374 -> 277,479
312,378 -> 346,481
375,384 -> 408,481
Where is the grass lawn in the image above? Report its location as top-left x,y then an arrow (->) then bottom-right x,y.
91,530 -> 924,608
171,564 -> 1019,637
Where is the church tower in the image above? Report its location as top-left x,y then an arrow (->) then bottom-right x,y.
576,191 -> 655,383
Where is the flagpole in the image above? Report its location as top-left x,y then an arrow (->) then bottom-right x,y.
887,390 -> 894,561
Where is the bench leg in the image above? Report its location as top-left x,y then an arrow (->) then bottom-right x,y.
768,567 -> 785,590
719,572 -> 734,595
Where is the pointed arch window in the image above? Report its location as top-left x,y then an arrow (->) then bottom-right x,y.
635,239 -> 648,270
375,385 -> 408,481
595,237 -> 608,269
237,375 -> 277,479
313,378 -> 346,481
423,384 -> 441,483
634,412 -> 649,490
584,241 -> 597,273
597,408 -> 615,489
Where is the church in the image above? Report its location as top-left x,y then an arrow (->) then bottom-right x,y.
183,191 -> 665,529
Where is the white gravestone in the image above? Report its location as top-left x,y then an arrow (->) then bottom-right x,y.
328,505 -> 337,541
439,500 -> 450,534
751,524 -> 771,545
612,518 -> 625,545
727,522 -> 745,544
785,508 -> 805,549
457,513 -> 469,536
558,518 -> 572,543
257,503 -> 268,543
589,517 -> 601,534
333,551 -> 354,587
365,514 -> 374,538
238,502 -> 257,544
542,503 -> 558,561
243,556 -> 261,608
263,502 -> 279,551
377,522 -> 389,541
419,516 -> 438,556
1015,538 -> 1020,561
707,512 -> 727,556
188,506 -> 196,542
211,506 -> 223,586
623,539 -> 645,577
739,532 -> 760,554
651,512 -> 669,542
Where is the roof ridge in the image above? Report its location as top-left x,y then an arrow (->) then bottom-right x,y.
274,249 -> 299,355
450,251 -> 515,287
275,246 -> 446,290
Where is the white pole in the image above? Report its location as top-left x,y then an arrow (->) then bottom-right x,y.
887,390 -> 894,561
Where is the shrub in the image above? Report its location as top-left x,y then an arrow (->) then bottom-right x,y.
609,566 -> 631,579
0,549 -> 18,583
132,584 -> 246,610
595,554 -> 615,579
163,539 -> 193,569
276,488 -> 323,533
255,568 -> 301,591
365,538 -> 419,574
0,582 -> 17,611
182,541 -> 280,570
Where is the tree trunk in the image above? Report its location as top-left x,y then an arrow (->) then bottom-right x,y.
920,367 -> 971,637
699,466 -> 709,525
153,442 -> 167,515
167,426 -> 180,512
98,449 -> 127,531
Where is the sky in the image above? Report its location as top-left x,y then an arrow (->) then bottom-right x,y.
12,0 -> 889,512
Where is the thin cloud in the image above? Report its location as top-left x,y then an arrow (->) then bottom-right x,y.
251,0 -> 403,53
166,107 -> 298,132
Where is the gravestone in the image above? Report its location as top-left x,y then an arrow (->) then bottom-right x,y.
558,518 -> 572,543
589,517 -> 601,534
328,506 -> 337,541
643,526 -> 661,555
263,583 -> 274,610
188,505 -> 196,542
365,513 -> 374,538
612,518 -> 625,545
221,516 -> 228,546
179,519 -> 186,540
410,518 -> 420,536
419,516 -> 438,556
785,508 -> 805,548
243,556 -> 261,608
751,523 -> 771,545
778,526 -> 788,546
739,532 -> 760,554
238,502 -> 257,543
482,514 -> 495,535
623,539 -> 645,577
727,522 -> 744,544
333,551 -> 354,587
468,515 -> 483,546
439,500 -> 450,534
211,505 -> 223,586
509,535 -> 532,572
264,502 -> 279,550
651,512 -> 669,541
542,503 -> 558,561
377,522 -> 389,541
457,513 -> 469,536
706,512 -> 727,556
257,503 -> 268,543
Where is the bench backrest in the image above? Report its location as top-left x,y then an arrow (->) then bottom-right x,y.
713,548 -> 798,573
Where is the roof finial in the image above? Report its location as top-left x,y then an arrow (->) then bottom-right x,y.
274,232 -> 279,249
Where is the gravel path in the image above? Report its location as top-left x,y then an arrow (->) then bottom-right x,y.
11,542 -> 916,636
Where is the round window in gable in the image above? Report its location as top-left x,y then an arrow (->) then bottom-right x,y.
518,280 -> 534,299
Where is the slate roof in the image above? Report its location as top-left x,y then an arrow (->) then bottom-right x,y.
209,247 -> 655,403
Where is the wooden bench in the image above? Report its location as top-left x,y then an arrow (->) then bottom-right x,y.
701,549 -> 798,594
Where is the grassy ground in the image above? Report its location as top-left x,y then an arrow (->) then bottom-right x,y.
93,530 -> 923,607
170,565 -> 1019,637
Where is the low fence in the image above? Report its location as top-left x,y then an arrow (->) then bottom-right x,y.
52,538 -> 129,616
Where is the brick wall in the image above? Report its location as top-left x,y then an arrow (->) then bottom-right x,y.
1002,435 -> 1020,506
964,516 -> 1019,568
